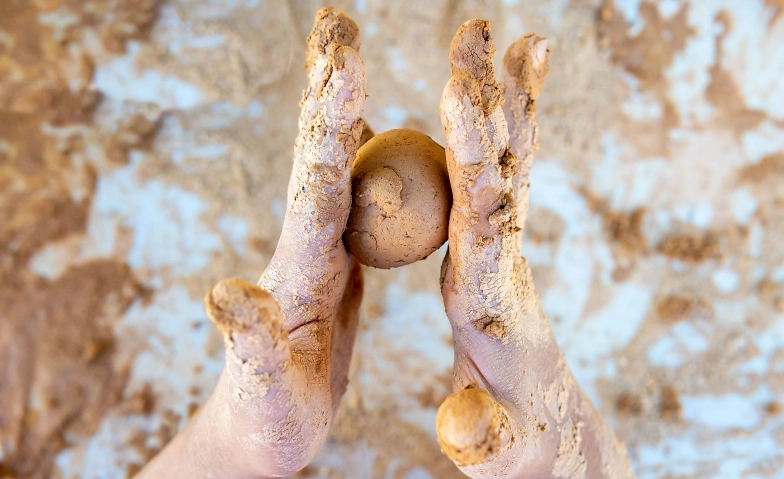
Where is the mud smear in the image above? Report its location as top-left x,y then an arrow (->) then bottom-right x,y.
597,0 -> 691,156
0,3 -> 155,477
706,13 -> 767,136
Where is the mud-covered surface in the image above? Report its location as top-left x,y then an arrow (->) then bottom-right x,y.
0,1 -> 783,478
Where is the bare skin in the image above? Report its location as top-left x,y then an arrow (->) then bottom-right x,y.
138,10 -> 633,479
138,8 -> 366,478
436,20 -> 633,479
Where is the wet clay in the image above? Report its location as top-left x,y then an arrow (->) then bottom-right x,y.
436,387 -> 507,466
205,278 -> 285,338
344,128 -> 451,269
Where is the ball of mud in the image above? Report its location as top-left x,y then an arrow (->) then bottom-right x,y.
344,128 -> 451,269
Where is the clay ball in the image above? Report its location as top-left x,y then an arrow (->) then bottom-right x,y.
436,388 -> 504,466
344,128 -> 451,269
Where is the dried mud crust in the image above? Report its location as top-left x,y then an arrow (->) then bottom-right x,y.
304,7 -> 361,71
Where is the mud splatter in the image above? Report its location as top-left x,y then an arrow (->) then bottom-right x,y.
656,232 -> 721,262
655,295 -> 711,323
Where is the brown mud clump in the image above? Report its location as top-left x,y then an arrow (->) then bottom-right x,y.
344,128 -> 451,269
435,387 -> 506,466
